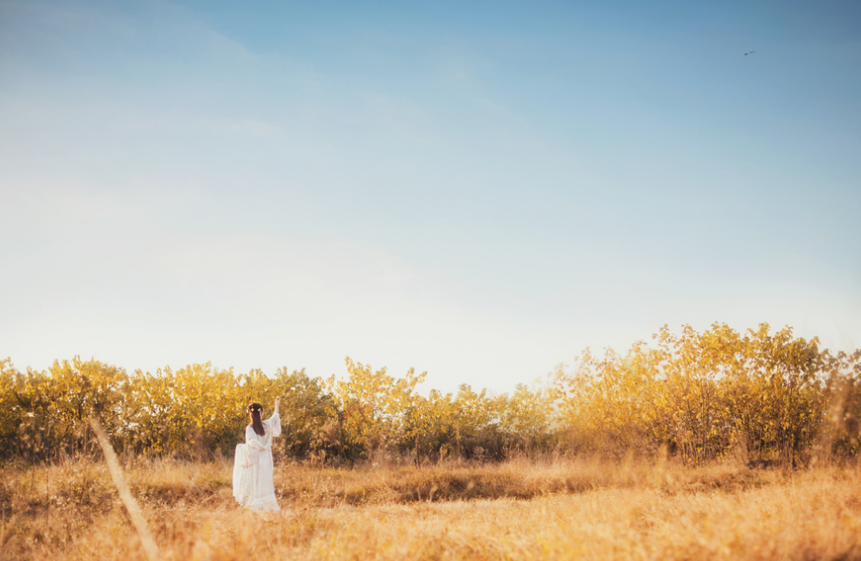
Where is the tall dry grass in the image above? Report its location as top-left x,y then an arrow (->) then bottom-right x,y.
2,455 -> 860,560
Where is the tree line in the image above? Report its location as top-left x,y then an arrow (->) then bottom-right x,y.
1,323 -> 859,466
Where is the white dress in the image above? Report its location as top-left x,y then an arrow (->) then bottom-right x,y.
233,411 -> 281,512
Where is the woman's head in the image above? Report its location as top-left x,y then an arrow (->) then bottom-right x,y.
247,402 -> 265,436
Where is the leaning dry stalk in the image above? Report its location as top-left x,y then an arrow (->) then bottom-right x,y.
89,418 -> 160,561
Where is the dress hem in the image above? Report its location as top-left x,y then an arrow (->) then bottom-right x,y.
243,493 -> 280,513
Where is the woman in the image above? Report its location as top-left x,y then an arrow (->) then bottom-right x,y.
233,396 -> 281,512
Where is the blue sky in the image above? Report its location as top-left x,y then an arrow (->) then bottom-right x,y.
1,0 -> 860,392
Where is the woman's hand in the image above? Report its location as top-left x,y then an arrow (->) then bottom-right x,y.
274,396 -> 281,412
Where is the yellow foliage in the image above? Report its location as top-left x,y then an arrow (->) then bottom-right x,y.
551,323 -> 852,465
1,323 -> 860,466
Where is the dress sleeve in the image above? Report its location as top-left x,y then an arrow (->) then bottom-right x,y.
264,411 -> 281,438
241,425 -> 261,465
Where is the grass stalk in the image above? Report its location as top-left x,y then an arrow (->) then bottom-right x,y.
89,418 -> 160,561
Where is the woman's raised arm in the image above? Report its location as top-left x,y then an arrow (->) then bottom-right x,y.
265,396 -> 282,437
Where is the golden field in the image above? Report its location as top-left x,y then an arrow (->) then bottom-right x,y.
2,456 -> 861,560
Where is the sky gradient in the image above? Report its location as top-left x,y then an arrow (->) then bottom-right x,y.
2,0 -> 860,392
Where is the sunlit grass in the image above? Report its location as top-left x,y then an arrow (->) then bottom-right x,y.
2,457 -> 860,560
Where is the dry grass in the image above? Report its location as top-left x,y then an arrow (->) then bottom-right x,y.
2,456 -> 861,560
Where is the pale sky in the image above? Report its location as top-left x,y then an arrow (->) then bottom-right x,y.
1,0 -> 860,393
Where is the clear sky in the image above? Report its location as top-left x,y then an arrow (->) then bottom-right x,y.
2,0 -> 860,392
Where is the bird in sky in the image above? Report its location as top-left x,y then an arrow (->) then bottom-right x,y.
744,51 -> 757,56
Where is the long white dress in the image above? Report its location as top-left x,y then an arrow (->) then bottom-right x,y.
233,411 -> 281,512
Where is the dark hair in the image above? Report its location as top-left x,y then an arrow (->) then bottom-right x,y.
247,402 -> 265,436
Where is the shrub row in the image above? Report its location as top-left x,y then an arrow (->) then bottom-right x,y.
2,323 -> 859,466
